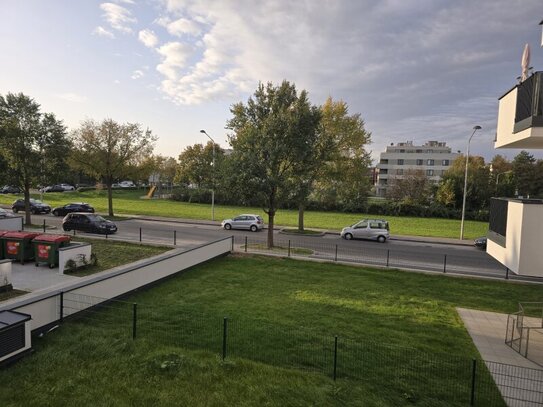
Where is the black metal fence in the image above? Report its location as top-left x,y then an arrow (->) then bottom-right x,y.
57,294 -> 543,406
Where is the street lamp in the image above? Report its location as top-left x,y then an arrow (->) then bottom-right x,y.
200,129 -> 215,221
460,125 -> 482,240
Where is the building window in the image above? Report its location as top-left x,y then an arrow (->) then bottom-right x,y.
397,169 -> 403,175
416,149 -> 422,153
397,159 -> 404,165
427,159 -> 434,166
442,159 -> 449,166
399,149 -> 405,153
427,170 -> 434,176
416,159 -> 423,165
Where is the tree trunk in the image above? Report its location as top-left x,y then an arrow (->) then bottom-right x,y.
298,202 -> 304,232
24,184 -> 31,226
267,210 -> 275,249
107,179 -> 114,217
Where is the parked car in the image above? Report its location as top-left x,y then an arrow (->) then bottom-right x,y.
52,202 -> 95,217
12,198 -> 51,214
0,185 -> 21,194
474,237 -> 487,250
0,208 -> 14,218
40,185 -> 65,193
62,213 -> 117,234
60,183 -> 76,191
221,214 -> 264,232
341,219 -> 390,243
119,180 -> 136,188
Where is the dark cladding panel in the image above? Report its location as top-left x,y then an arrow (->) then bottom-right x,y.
489,198 -> 508,237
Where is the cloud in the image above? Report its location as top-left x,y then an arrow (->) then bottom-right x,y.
131,70 -> 144,79
157,17 -> 201,37
100,2 -> 136,34
156,42 -> 192,80
55,93 -> 87,103
92,26 -> 115,38
138,29 -> 159,48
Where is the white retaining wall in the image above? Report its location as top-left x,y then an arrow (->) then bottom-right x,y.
0,216 -> 23,231
0,237 -> 233,331
0,260 -> 11,288
58,242 -> 92,274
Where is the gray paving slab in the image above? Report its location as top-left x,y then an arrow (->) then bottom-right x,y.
10,261 -> 79,292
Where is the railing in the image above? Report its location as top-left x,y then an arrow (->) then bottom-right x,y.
506,302 -> 543,367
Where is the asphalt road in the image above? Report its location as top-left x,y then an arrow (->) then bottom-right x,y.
22,212 -> 540,283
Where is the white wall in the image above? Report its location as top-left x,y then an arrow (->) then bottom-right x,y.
58,243 -> 92,274
0,260 -> 12,288
0,237 -> 233,331
0,216 -> 23,231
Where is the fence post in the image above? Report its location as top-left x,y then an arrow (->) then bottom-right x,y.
333,336 -> 338,381
43,219 -> 46,233
139,227 -> 142,242
443,254 -> 447,273
105,230 -> 108,239
505,267 -> 509,280
73,229 -> 76,236
335,245 -> 338,262
132,303 -> 137,339
288,240 -> 291,257
244,236 -> 247,253
231,235 -> 234,252
222,317 -> 228,360
470,359 -> 477,406
386,250 -> 390,267
174,230 -> 177,246
59,291 -> 64,323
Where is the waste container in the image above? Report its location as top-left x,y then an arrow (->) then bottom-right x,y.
0,231 -> 8,260
2,232 -> 40,265
33,234 -> 71,269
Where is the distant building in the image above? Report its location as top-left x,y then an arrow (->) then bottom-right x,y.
375,141 -> 459,198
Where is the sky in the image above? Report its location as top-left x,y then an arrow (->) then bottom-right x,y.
1,0 -> 542,164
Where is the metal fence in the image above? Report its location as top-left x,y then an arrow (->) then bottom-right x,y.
506,302 -> 543,368
56,294 -> 543,406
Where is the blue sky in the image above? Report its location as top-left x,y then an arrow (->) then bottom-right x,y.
1,0 -> 542,163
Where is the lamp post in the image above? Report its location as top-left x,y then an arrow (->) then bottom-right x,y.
200,129 -> 215,221
460,125 -> 482,240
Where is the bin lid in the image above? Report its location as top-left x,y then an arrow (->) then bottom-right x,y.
3,231 -> 40,240
0,310 -> 31,329
0,230 -> 9,237
33,234 -> 71,243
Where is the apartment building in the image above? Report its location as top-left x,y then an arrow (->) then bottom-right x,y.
375,141 -> 459,197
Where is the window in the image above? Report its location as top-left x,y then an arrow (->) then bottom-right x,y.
442,159 -> 450,166
399,149 -> 405,153
427,159 -> 434,166
416,159 -> 423,165
397,169 -> 403,175
427,170 -> 434,176
397,159 -> 404,165
416,149 -> 422,153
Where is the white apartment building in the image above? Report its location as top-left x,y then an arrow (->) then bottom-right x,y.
375,141 -> 459,197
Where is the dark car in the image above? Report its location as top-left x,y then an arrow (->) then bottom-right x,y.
52,202 -> 95,217
40,185 -> 65,193
0,185 -> 21,194
474,237 -> 487,250
12,198 -> 51,214
62,213 -> 117,234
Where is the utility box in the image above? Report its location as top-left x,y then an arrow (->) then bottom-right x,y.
33,234 -> 71,269
2,232 -> 40,265
0,310 -> 32,366
0,231 -> 8,260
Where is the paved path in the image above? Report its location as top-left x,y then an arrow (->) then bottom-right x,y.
458,308 -> 543,406
10,262 -> 79,292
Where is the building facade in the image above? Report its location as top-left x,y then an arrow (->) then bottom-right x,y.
375,141 -> 459,198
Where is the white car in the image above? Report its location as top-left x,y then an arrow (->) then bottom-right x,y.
119,181 -> 136,188
221,214 -> 264,232
0,208 -> 14,218
60,183 -> 76,191
341,219 -> 389,243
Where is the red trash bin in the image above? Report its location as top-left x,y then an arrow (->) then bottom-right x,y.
0,231 -> 8,260
33,234 -> 71,268
2,231 -> 41,265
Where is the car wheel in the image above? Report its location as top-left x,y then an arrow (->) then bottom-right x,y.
377,235 -> 386,243
224,223 -> 232,230
12,208 -> 18,213
31,208 -> 37,215
250,225 -> 258,232
62,225 -> 70,231
344,233 -> 353,240
53,210 -> 59,216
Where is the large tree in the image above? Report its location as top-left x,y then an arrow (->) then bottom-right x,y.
386,169 -> 432,204
512,151 -> 536,198
0,93 -> 69,225
175,142 -> 224,188
226,80 -> 319,247
313,97 -> 372,212
71,119 -> 156,216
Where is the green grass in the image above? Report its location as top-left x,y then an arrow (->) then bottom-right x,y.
1,255 -> 538,405
0,190 -> 488,239
64,237 -> 171,277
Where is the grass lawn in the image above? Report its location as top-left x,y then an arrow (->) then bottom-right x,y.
1,255 -> 539,405
0,190 -> 488,239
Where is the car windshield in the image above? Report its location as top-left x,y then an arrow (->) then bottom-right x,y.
29,199 -> 43,204
88,214 -> 107,222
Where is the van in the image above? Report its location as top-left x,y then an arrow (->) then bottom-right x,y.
340,219 -> 389,243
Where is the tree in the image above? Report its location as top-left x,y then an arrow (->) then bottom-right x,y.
436,178 -> 456,207
0,92 -> 69,225
386,169 -> 431,204
226,81 -> 318,248
312,98 -> 372,211
71,119 -> 156,216
175,142 -> 224,188
490,154 -> 514,197
512,151 -> 536,197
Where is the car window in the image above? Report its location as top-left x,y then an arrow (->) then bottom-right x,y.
257,216 -> 263,221
234,216 -> 242,221
355,222 -> 367,229
370,222 -> 381,229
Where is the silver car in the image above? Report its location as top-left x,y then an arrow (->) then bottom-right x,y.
341,219 -> 389,243
221,214 -> 264,232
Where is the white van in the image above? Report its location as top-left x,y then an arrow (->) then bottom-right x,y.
340,219 -> 389,243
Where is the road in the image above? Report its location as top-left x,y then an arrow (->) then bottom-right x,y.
25,213 -> 541,283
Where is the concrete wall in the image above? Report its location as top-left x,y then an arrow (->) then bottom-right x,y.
0,216 -> 23,231
0,237 -> 233,331
0,260 -> 11,288
58,242 -> 92,274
